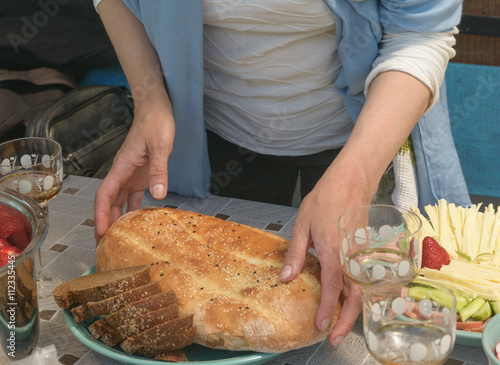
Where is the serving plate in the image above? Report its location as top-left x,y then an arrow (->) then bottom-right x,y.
456,330 -> 481,348
64,266 -> 283,365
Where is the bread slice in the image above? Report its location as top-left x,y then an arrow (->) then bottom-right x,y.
136,327 -> 196,358
100,304 -> 179,347
53,265 -> 151,309
88,290 -> 177,339
120,315 -> 194,354
71,281 -> 161,322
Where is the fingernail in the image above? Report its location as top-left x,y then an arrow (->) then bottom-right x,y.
321,319 -> 330,332
151,184 -> 165,198
279,265 -> 292,280
332,336 -> 344,347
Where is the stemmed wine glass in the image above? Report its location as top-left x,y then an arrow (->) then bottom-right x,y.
338,205 -> 422,288
0,137 -> 64,298
362,278 -> 457,365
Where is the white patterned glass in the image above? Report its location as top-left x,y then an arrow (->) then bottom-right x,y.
363,279 -> 456,364
338,205 -> 422,289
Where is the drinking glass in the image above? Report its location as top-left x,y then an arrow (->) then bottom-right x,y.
363,278 -> 457,364
338,205 -> 422,289
0,137 -> 63,298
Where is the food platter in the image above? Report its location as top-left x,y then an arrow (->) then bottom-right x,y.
63,266 -> 283,365
455,330 -> 481,348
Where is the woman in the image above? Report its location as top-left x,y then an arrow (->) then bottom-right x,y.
93,0 -> 470,347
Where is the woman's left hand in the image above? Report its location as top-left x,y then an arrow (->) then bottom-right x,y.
279,157 -> 371,346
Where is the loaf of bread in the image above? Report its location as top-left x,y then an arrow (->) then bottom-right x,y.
96,207 -> 341,353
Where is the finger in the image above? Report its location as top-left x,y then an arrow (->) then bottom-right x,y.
94,178 -> 120,243
315,244 -> 344,332
109,190 -> 129,226
328,277 -> 363,347
280,215 -> 310,282
127,190 -> 145,212
147,141 -> 169,200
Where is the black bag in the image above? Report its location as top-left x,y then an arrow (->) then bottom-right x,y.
25,85 -> 134,178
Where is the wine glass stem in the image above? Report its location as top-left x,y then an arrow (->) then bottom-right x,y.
37,204 -> 49,279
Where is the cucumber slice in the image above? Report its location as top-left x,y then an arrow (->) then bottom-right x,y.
471,301 -> 492,321
455,293 -> 468,312
408,286 -> 430,300
490,301 -> 500,315
429,290 -> 455,310
459,297 -> 486,322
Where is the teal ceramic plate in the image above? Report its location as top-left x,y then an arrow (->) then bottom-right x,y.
456,329 -> 481,348
64,266 -> 283,365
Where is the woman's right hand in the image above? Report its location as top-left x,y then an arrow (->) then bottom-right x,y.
95,0 -> 176,243
94,93 -> 175,243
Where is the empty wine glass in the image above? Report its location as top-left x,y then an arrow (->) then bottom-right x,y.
0,137 -> 63,298
338,205 -> 422,289
363,278 -> 457,364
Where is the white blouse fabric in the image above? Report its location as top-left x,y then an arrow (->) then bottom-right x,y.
95,0 -> 457,156
202,0 -> 352,155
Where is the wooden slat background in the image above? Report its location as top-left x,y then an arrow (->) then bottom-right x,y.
453,0 -> 500,66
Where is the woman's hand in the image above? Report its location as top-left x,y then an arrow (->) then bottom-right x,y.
94,0 -> 174,243
280,159 -> 370,346
94,95 -> 175,242
280,70 -> 433,346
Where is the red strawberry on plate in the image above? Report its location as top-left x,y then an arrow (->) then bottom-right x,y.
421,236 -> 451,270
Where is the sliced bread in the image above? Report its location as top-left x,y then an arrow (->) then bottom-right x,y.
71,281 -> 161,322
88,289 -> 177,339
100,304 -> 179,347
120,315 -> 194,354
53,265 -> 151,309
136,327 -> 196,358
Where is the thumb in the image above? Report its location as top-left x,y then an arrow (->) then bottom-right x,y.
279,220 -> 310,282
148,146 -> 169,200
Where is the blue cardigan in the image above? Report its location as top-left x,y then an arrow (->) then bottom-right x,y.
122,0 -> 471,211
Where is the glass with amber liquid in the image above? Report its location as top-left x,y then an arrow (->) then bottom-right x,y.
0,137 -> 63,297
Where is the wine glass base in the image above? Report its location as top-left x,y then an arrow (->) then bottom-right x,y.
37,274 -> 63,299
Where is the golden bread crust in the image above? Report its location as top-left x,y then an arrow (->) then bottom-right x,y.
95,207 -> 340,353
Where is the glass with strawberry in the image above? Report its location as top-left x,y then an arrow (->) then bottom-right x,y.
338,205 -> 422,288
0,188 -> 48,361
0,137 -> 63,298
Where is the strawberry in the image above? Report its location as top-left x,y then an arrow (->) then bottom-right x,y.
0,238 -> 10,248
0,202 -> 32,250
0,253 -> 10,267
0,245 -> 21,267
0,245 -> 22,257
421,236 -> 451,270
8,230 -> 30,250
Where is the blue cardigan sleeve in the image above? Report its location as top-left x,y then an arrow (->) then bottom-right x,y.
324,0 -> 470,210
379,0 -> 463,33
120,0 -> 211,198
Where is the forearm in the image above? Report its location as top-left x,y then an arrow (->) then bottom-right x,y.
328,70 -> 431,196
97,0 -> 169,104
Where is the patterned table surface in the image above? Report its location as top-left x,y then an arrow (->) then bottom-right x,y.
36,175 -> 489,365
